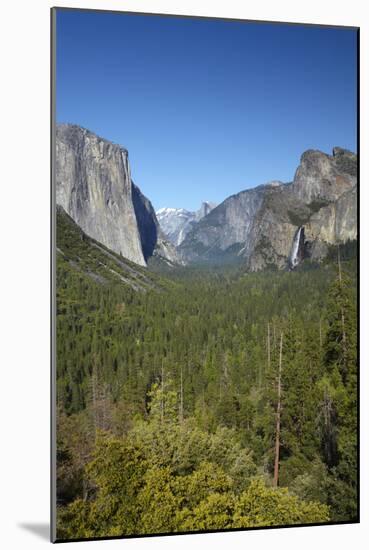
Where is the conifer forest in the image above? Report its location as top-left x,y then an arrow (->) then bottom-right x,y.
55,210 -> 357,539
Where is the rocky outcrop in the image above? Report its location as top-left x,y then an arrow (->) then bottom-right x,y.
292,147 -> 356,204
56,124 -> 178,267
156,202 -> 217,246
179,148 -> 357,270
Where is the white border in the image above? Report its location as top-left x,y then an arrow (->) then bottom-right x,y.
1,1 -> 367,548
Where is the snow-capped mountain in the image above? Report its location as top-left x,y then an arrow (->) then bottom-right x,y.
156,202 -> 217,246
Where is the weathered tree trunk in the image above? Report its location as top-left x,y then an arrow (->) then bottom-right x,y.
161,362 -> 165,422
262,322 -> 271,390
179,364 -> 184,424
91,356 -> 98,440
273,332 -> 283,487
338,247 -> 348,372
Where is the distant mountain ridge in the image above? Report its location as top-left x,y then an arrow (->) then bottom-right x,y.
156,202 -> 217,246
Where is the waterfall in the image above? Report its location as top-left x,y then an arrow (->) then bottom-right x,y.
289,227 -> 304,269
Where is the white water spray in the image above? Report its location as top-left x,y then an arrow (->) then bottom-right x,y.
290,227 -> 303,269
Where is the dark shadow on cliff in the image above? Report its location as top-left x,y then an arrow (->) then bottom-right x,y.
132,182 -> 158,262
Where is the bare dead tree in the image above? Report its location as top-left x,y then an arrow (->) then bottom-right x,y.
161,361 -> 165,423
273,331 -> 283,487
179,364 -> 184,424
338,246 -> 348,370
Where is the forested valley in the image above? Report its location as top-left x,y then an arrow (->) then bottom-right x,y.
56,215 -> 357,539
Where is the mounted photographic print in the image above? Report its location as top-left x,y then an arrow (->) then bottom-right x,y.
51,7 -> 359,543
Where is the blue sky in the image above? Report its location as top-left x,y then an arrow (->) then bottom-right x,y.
56,10 -> 357,212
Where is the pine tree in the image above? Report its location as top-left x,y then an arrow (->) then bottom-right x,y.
321,260 -> 357,520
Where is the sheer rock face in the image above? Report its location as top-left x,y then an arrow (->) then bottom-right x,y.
56,124 -> 178,267
131,183 -> 158,263
56,124 -> 145,265
178,188 -> 266,262
132,183 -> 179,264
179,149 -> 357,270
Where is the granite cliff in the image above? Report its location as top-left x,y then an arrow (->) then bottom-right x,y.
56,124 -> 178,267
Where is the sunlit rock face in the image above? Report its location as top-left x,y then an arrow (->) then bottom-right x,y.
292,148 -> 356,204
56,124 -> 179,267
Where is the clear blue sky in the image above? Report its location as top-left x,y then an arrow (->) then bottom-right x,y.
56,9 -> 357,211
